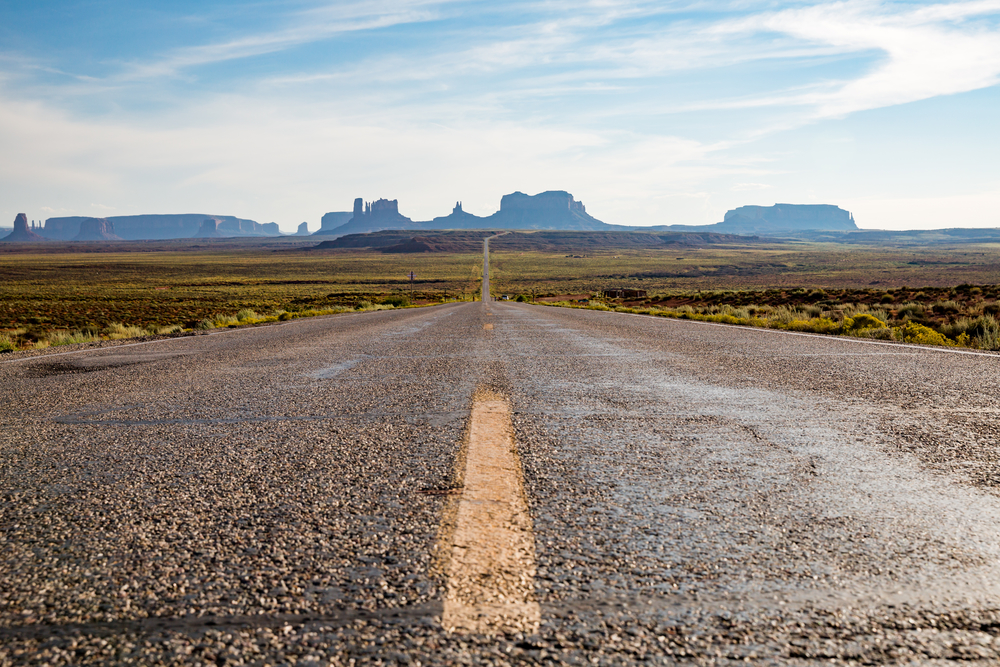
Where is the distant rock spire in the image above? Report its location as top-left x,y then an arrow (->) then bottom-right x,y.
1,213 -> 46,242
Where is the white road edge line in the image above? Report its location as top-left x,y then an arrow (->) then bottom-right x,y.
442,391 -> 540,635
0,305 -> 459,365
532,304 -> 1000,359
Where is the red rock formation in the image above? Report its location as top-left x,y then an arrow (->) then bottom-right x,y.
193,218 -> 223,238
73,218 -> 122,241
0,213 -> 46,242
43,214 -> 277,240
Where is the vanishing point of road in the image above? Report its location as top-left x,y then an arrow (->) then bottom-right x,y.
4,240 -> 1000,664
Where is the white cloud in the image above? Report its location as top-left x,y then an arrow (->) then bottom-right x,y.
703,0 -> 1000,118
2,1 -> 999,230
0,82 -> 751,230
110,1 -> 458,81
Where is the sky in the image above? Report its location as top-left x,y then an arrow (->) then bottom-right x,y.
1,0 -> 999,232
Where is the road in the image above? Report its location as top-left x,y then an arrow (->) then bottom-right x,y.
4,255 -> 1000,663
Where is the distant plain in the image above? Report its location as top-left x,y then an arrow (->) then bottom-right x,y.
3,235 -> 1000,350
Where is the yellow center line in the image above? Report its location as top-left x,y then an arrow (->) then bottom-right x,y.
441,391 -> 540,635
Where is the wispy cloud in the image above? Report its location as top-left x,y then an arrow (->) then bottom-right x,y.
704,0 -> 1000,117
1,0 -> 998,230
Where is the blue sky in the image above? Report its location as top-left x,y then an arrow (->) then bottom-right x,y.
1,0 -> 999,232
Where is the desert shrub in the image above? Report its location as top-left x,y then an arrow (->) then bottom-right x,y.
19,326 -> 45,343
0,333 -> 16,353
156,324 -> 184,335
47,330 -> 101,346
355,300 -> 373,310
844,302 -> 870,314
940,315 -> 999,348
781,318 -> 840,334
213,314 -> 239,328
939,317 -> 975,340
771,305 -> 801,324
196,318 -> 214,330
803,305 -> 823,318
854,327 -> 893,340
379,296 -> 410,308
278,312 -> 293,321
896,302 -> 925,320
807,289 -> 826,301
869,308 -> 889,323
236,309 -> 259,321
730,306 -> 751,319
931,300 -> 961,315
892,321 -> 949,346
105,322 -> 146,340
968,314 -> 1000,350
298,307 -> 345,317
879,293 -> 894,304
843,313 -> 887,333
515,295 -> 526,302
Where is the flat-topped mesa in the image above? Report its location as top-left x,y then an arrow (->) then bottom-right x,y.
314,211 -> 352,235
73,218 -> 122,241
296,222 -> 310,236
1,213 -> 46,242
43,214 -> 276,240
499,190 -> 586,213
488,190 -> 608,230
721,204 -> 857,232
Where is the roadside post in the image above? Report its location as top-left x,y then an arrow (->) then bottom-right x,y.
408,271 -> 415,301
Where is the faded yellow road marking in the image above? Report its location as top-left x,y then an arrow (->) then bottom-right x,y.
442,391 -> 540,635
483,323 -> 494,330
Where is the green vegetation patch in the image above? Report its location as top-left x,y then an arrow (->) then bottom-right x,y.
0,248 -> 483,351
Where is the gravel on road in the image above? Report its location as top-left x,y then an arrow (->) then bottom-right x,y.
3,298 -> 1000,665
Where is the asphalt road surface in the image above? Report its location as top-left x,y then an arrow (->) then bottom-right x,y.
4,271 -> 1000,663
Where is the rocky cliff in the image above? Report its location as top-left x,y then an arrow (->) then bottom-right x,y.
43,214 -> 275,240
319,191 -> 615,236
483,191 -> 612,230
313,211 -> 353,235
720,204 -> 857,233
655,204 -> 858,235
317,198 -> 417,237
295,222 -> 310,236
0,213 -> 46,243
193,219 -> 223,238
73,218 -> 122,241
